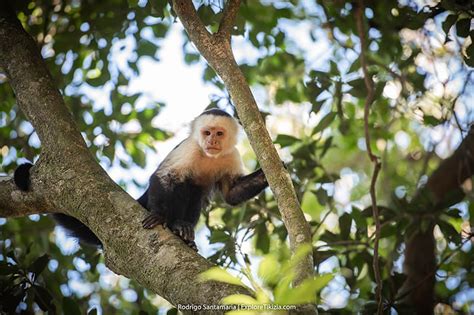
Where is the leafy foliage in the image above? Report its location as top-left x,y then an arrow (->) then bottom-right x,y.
1,0 -> 473,313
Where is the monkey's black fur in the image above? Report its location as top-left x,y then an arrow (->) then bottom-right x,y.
53,214 -> 102,246
14,163 -> 33,191
199,109 -> 231,117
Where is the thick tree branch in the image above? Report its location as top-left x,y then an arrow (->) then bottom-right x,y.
414,126 -> 474,209
403,127 -> 474,314
0,176 -> 50,217
172,0 -> 315,300
0,4 -> 86,154
217,0 -> 241,39
0,3 -> 247,307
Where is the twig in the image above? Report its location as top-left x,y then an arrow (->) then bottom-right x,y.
314,240 -> 370,250
312,209 -> 332,237
451,71 -> 473,138
356,1 -> 383,314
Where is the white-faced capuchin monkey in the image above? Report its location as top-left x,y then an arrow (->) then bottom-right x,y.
14,109 -> 269,250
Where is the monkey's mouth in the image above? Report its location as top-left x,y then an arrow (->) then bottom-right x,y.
205,147 -> 221,155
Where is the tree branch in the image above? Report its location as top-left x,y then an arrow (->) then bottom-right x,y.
402,126 -> 474,314
172,0 -> 315,307
0,3 -> 86,153
0,3 -> 248,306
217,0 -> 241,39
355,1 -> 383,313
416,126 -> 474,209
0,176 -> 49,217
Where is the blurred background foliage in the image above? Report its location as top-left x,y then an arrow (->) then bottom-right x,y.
0,0 -> 473,314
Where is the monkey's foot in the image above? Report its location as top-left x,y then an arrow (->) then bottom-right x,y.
142,213 -> 166,229
169,220 -> 195,244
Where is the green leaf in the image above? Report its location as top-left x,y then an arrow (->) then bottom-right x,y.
456,18 -> 471,38
274,134 -> 299,147
442,15 -> 457,35
256,224 -> 270,253
311,112 -> 337,135
199,267 -> 247,288
351,207 -> 367,230
222,294 -> 259,305
347,78 -> 367,98
128,0 -> 139,8
137,39 -> 158,58
284,243 -> 313,273
257,254 -> 280,285
197,4 -> 217,26
301,191 -> 322,220
423,114 -> 441,126
63,297 -> 81,315
184,53 -> 200,64
437,220 -> 461,244
28,254 -> 50,276
320,136 -> 333,158
465,42 -> 474,67
339,213 -> 352,240
166,309 -> 178,315
209,230 -> 230,244
469,202 -> 474,227
32,285 -> 54,312
275,274 -> 333,304
0,262 -> 19,275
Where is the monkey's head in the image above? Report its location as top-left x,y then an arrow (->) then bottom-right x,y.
191,109 -> 239,158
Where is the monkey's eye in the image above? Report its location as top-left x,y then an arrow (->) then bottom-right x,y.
217,131 -> 224,136
203,130 -> 211,136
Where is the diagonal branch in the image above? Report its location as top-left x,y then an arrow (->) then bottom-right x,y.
0,3 -> 86,153
217,0 -> 241,40
172,1 -> 315,306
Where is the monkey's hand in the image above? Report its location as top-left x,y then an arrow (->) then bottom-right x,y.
142,212 -> 166,229
168,220 -> 196,250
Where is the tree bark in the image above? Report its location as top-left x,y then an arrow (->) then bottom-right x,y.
171,0 -> 315,295
402,127 -> 474,314
0,3 -> 247,310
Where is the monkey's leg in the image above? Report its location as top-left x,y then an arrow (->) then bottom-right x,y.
143,176 -> 182,229
171,185 -> 203,250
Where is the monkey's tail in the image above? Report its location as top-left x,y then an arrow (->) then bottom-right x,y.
14,162 -> 33,191
13,163 -> 103,248
52,214 -> 102,247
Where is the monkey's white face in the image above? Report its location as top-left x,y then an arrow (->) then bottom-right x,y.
191,114 -> 239,158
200,126 -> 227,157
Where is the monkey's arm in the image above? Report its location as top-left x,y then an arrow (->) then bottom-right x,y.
221,169 -> 268,206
